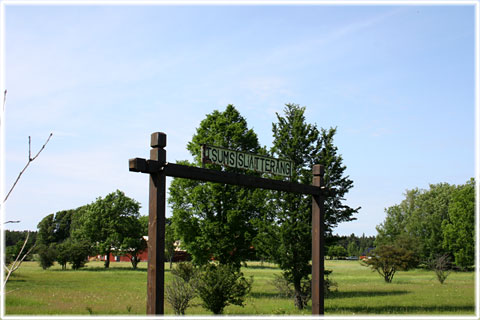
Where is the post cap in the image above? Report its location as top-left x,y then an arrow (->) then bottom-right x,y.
313,164 -> 323,176
151,132 -> 167,148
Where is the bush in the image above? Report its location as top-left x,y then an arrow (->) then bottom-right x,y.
37,244 -> 56,270
56,242 -> 70,270
165,262 -> 198,315
196,264 -> 252,314
166,276 -> 196,315
171,262 -> 198,283
68,240 -> 90,270
430,253 -> 452,284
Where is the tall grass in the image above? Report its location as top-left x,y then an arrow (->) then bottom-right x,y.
4,260 -> 475,315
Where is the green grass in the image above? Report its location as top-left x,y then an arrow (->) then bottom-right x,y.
5,260 -> 475,315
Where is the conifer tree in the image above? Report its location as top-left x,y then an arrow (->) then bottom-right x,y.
255,103 -> 359,309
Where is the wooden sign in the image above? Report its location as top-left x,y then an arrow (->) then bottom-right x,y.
201,144 -> 293,177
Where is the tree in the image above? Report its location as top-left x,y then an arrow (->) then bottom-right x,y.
362,245 -> 417,283
118,215 -> 147,270
37,243 -> 57,270
442,178 -> 475,269
169,105 -> 265,268
376,181 -> 474,267
254,104 -> 359,309
74,190 -> 141,268
165,218 -> 176,269
347,241 -> 359,257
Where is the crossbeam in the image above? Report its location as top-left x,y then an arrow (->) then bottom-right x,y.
129,132 -> 326,315
130,158 -> 321,196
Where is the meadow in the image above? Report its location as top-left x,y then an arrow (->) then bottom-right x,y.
4,260 -> 475,316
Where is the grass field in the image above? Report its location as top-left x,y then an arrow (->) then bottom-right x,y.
4,260 -> 475,316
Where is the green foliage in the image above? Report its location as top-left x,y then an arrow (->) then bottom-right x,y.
169,105 -> 265,268
73,190 -> 141,268
429,253 -> 452,284
56,241 -> 70,270
442,179 -> 475,269
171,262 -> 198,283
166,262 -> 198,315
36,244 -> 57,270
362,245 -> 417,283
166,275 -> 197,315
328,245 -> 347,259
165,218 -> 176,269
254,104 -> 359,310
196,263 -> 252,314
347,241 -> 359,257
5,233 -> 36,264
376,179 -> 475,269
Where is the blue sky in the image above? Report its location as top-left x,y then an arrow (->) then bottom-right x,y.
1,2 -> 476,236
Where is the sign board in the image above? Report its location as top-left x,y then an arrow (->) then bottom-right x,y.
201,144 -> 292,177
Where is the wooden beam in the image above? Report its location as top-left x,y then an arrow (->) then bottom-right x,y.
311,164 -> 325,315
162,162 -> 321,196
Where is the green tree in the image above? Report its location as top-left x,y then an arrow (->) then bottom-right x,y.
169,105 -> 265,268
74,190 -> 141,268
347,241 -> 359,257
362,245 -> 417,283
442,178 -> 475,269
376,182 -> 468,264
255,104 -> 359,309
36,243 -> 57,270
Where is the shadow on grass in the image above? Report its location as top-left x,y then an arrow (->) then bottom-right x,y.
327,305 -> 475,314
250,290 -> 410,300
328,290 -> 409,299
245,265 -> 278,270
50,266 -> 149,272
249,292 -> 286,299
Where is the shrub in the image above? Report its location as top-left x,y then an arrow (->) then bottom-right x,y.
196,264 -> 252,314
68,240 -> 90,270
171,262 -> 198,283
430,253 -> 452,284
37,244 -> 56,270
165,276 -> 196,315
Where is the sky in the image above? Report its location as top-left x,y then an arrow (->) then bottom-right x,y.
1,1 -> 476,237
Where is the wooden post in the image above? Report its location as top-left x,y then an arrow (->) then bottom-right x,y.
146,132 -> 167,315
311,164 -> 325,315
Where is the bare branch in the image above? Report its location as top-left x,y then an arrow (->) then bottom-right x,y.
4,133 -> 53,203
3,232 -> 36,287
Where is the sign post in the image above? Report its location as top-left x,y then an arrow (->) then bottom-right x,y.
129,132 -> 326,315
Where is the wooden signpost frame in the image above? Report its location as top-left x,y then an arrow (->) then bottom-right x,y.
129,132 -> 327,315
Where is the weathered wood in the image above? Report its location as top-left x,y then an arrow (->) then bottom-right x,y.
146,140 -> 167,315
163,163 -> 321,196
311,164 -> 325,315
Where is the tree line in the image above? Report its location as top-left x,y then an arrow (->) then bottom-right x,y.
34,191 -> 149,270
375,179 -> 475,270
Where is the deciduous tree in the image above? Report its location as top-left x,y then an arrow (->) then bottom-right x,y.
169,105 -> 266,268
362,245 -> 417,283
74,190 -> 141,268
